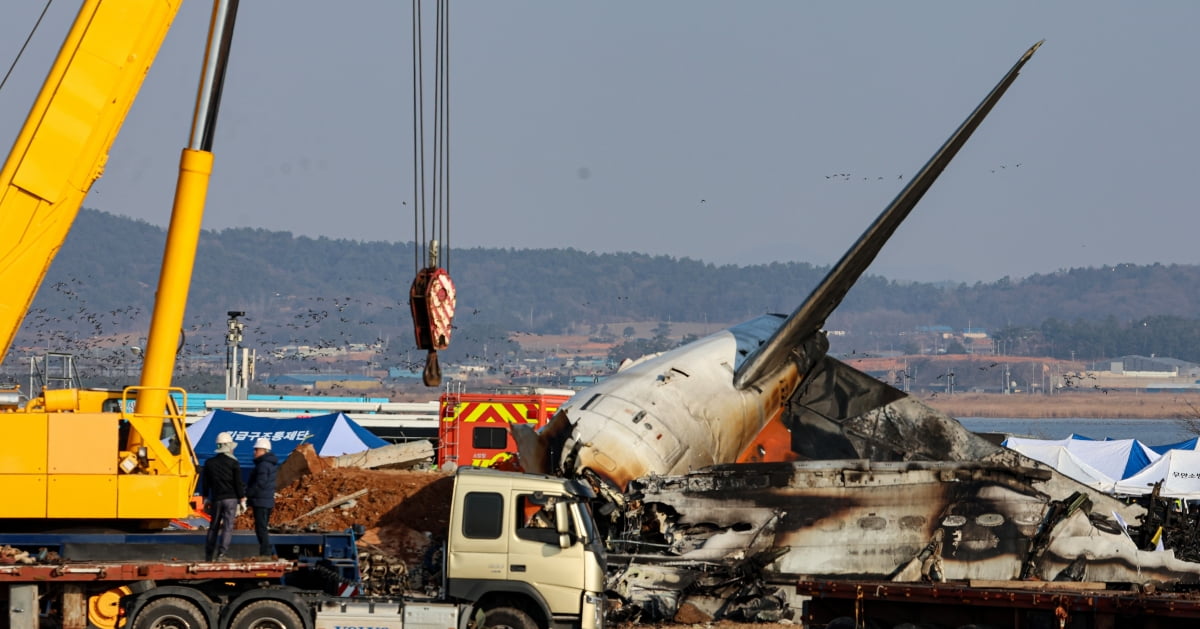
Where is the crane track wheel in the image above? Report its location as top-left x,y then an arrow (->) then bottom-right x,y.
409,266 -> 456,386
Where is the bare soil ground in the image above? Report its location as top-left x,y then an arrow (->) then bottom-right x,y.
235,468 -> 454,566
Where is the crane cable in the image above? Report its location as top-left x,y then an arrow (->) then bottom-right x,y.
408,0 -> 456,387
411,0 -> 425,270
0,0 -> 54,94
433,0 -> 450,268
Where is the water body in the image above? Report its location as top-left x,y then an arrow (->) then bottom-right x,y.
960,417 -> 1195,446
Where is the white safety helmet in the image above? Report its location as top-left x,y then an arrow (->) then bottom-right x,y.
216,432 -> 234,445
253,437 -> 272,451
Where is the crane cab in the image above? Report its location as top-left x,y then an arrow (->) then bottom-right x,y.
0,386 -> 196,526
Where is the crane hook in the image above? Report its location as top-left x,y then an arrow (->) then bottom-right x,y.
409,241 -> 456,386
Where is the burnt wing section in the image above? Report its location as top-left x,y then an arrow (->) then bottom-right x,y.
786,356 -> 999,462
785,355 -> 903,459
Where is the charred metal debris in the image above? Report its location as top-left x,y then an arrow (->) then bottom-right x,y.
596,461 -> 1200,623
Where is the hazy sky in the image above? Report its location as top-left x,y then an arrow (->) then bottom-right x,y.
1,2 -> 1197,283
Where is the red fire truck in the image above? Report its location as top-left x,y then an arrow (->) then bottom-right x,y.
437,390 -> 573,468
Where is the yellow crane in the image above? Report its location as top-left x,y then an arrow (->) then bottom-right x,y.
0,0 -> 236,526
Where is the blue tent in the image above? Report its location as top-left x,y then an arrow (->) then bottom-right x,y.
187,410 -> 388,476
1149,437 -> 1199,454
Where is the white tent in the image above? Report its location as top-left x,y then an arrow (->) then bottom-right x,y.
1003,435 -> 1161,482
1003,435 -> 1081,449
1008,443 -> 1118,492
1115,449 -> 1200,499
1059,439 -> 1160,481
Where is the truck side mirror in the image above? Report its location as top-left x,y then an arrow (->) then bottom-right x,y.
555,501 -> 570,534
555,501 -> 572,549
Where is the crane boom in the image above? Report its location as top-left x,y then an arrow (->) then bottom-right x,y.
0,0 -> 183,361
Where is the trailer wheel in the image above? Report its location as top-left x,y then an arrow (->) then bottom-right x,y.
131,596 -> 208,629
228,600 -> 302,629
481,606 -> 538,629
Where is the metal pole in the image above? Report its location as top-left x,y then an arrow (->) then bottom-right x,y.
134,0 -> 241,428
189,0 -> 241,151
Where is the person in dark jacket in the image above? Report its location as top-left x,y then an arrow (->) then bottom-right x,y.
246,437 -> 279,556
203,432 -> 245,561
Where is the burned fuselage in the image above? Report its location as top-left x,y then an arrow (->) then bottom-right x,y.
617,459 -> 1200,583
598,360 -> 1200,620
606,458 -> 1200,620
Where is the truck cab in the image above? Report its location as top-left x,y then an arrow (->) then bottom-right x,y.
448,467 -> 606,629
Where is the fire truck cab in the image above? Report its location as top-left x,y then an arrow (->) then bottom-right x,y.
438,389 -> 573,468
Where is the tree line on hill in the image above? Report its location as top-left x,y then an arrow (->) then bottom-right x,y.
8,209 -> 1200,373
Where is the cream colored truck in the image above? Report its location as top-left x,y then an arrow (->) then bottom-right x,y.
308,466 -> 607,629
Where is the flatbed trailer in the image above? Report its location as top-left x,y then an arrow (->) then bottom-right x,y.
796,579 -> 1200,628
0,530 -> 358,575
0,558 -> 295,582
0,530 -> 359,629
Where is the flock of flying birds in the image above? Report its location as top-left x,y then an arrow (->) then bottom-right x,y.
12,278 -> 389,380
15,273 -> 1104,395
823,163 -> 1021,183
882,359 -> 1109,396
5,275 -> 534,390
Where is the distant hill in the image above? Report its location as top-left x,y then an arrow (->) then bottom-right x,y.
11,209 -> 1200,367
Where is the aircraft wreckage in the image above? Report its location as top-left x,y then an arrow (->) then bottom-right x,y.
514,40 -> 1200,624
610,448 -> 1200,620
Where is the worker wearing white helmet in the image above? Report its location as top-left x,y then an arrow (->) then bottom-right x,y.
246,437 -> 279,557
202,432 -> 245,561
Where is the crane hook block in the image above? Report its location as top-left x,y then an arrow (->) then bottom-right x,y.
409,267 -> 456,386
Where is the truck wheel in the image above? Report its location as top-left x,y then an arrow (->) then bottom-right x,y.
481,606 -> 538,629
131,597 -> 208,629
228,600 -> 302,629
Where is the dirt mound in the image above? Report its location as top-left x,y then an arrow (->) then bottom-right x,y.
235,467 -> 453,566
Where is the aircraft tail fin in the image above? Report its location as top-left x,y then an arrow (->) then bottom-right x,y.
734,41 -> 1043,390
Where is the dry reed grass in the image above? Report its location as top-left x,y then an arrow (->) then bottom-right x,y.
923,391 -> 1200,419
